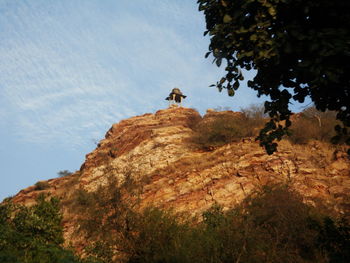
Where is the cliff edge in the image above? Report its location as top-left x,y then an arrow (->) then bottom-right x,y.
10,107 -> 350,248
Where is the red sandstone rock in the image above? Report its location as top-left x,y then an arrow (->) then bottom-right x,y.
8,107 -> 350,249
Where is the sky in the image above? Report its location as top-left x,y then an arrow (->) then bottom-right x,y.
0,0 -> 307,201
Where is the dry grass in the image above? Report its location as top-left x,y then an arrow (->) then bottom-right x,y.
288,108 -> 340,144
191,112 -> 266,150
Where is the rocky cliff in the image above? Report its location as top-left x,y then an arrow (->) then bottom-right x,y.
10,107 -> 350,247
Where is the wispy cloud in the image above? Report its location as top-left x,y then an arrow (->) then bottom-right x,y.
0,0 -> 264,148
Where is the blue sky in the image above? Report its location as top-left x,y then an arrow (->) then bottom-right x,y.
0,0 -> 306,201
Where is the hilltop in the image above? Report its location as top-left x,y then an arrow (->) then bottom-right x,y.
8,107 -> 350,254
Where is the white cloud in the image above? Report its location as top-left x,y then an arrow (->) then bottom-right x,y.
0,0 -> 266,148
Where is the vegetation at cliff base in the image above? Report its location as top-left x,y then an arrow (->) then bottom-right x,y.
74,181 -> 350,263
2,183 -> 349,262
198,0 -> 350,154
0,194 -> 95,263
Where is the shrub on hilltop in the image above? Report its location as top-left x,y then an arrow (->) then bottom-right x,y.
191,105 -> 343,149
288,107 -> 341,144
191,105 -> 267,150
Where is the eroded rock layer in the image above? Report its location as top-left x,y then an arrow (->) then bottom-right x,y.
10,107 -> 350,247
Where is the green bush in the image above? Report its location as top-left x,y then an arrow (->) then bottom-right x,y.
0,194 -> 91,263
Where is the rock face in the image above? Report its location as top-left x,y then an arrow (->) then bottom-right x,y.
10,107 -> 350,247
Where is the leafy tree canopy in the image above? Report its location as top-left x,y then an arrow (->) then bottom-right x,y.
0,195 -> 91,263
197,0 -> 350,154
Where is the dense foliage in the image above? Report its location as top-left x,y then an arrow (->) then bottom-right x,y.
197,0 -> 350,154
0,195 -> 92,263
75,181 -> 350,263
72,176 -> 143,262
